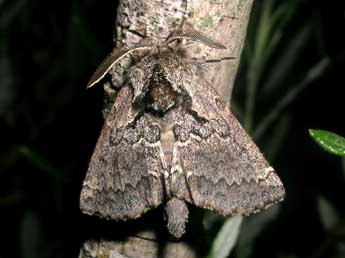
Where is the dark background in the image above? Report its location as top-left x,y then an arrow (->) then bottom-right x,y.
1,0 -> 345,258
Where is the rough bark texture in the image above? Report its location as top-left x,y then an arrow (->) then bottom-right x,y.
79,0 -> 254,257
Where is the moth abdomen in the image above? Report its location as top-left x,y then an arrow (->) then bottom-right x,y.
165,197 -> 189,239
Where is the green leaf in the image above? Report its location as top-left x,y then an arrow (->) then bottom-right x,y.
20,211 -> 45,258
309,129 -> 345,156
17,146 -> 62,178
317,196 -> 339,231
236,205 -> 281,258
263,23 -> 311,94
254,58 -> 329,140
207,216 -> 243,258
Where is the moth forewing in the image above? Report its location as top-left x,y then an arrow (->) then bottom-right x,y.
168,76 -> 285,215
80,85 -> 165,221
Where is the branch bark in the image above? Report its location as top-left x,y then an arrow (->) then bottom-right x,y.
79,1 -> 254,257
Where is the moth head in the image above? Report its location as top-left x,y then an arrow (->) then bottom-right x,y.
86,24 -> 225,89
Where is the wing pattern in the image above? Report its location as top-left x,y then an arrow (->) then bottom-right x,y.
80,86 -> 165,220
169,77 -> 285,215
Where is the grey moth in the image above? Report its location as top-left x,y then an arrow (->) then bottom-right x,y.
80,25 -> 285,238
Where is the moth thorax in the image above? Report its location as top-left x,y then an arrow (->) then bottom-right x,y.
144,66 -> 178,115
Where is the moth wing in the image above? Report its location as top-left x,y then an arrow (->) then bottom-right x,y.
171,78 -> 285,216
80,85 -> 165,220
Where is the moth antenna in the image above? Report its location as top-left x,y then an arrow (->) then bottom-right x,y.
165,22 -> 226,50
87,43 -> 153,88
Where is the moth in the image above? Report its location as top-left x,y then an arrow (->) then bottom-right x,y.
80,25 -> 285,238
